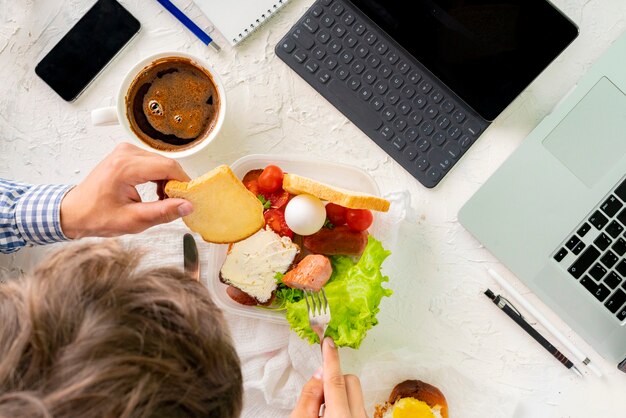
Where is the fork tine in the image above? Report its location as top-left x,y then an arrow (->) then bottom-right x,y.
321,288 -> 329,314
304,290 -> 312,313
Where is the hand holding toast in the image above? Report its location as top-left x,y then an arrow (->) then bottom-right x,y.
61,143 -> 193,238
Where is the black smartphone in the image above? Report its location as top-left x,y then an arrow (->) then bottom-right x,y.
35,0 -> 140,102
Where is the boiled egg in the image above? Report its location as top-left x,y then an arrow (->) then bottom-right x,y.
382,398 -> 442,418
284,194 -> 326,236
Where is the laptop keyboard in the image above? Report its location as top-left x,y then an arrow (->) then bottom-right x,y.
553,177 -> 626,323
275,0 -> 489,188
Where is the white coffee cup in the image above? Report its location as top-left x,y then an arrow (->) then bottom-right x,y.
91,52 -> 226,159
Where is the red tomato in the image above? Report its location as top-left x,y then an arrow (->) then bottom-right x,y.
345,209 -> 373,232
258,165 -> 284,193
242,169 -> 262,196
264,209 -> 293,238
265,188 -> 291,209
325,203 -> 347,226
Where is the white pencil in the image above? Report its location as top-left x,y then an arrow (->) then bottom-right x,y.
487,268 -> 603,377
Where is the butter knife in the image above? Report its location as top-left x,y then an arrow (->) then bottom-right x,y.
183,233 -> 200,281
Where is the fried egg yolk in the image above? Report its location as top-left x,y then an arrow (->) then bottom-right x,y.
387,397 -> 439,418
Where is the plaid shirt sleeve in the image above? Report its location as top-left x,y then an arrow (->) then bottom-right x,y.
0,179 -> 73,254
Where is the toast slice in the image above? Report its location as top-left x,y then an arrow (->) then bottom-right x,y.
283,173 -> 390,212
165,165 -> 264,243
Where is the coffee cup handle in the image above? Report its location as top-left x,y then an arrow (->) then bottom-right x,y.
91,107 -> 119,126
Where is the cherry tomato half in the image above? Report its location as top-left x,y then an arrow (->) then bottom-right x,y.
264,209 -> 293,238
325,203 -> 347,226
345,209 -> 373,232
242,169 -> 262,196
265,189 -> 291,209
258,165 -> 284,194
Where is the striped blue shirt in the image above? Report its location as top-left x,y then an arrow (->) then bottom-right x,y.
0,179 -> 73,254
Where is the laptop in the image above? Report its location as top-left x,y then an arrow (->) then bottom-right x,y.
275,0 -> 578,188
459,31 -> 626,371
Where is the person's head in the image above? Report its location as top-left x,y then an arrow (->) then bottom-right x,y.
0,240 -> 242,418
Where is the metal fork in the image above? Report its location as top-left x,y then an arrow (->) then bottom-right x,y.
304,288 -> 331,346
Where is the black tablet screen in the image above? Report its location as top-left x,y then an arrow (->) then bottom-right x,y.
350,0 -> 578,120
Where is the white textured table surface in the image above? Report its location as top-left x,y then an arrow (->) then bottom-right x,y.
2,0 -> 626,416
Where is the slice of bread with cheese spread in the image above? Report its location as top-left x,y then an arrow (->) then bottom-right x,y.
165,165 -> 264,243
283,173 -> 390,212
219,227 -> 299,303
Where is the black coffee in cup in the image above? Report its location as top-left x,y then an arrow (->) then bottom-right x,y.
125,57 -> 221,152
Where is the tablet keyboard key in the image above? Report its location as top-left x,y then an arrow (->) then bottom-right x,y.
416,156 -> 429,171
343,13 -> 355,25
431,90 -> 443,103
358,86 -> 372,100
325,56 -> 338,69
294,50 -> 308,63
318,70 -> 331,84
404,147 -> 418,161
303,17 -> 319,33
466,119 -> 482,136
331,3 -> 344,15
317,30 -> 331,44
426,167 -> 441,182
293,29 -> 315,49
281,38 -> 296,53
409,112 -> 423,126
405,127 -> 419,142
370,97 -> 384,111
321,14 -> 335,27
394,118 -> 407,131
311,5 -> 323,17
408,71 -> 421,84
354,22 -> 366,35
421,121 -> 435,136
618,306 -> 626,321
380,126 -> 393,141
417,138 -> 429,152
460,135 -> 472,149
344,34 -> 358,48
418,81 -> 433,94
333,25 -> 346,38
443,142 -> 461,160
365,32 -> 377,45
386,92 -> 399,105
392,137 -> 406,151
616,260 -> 626,277
442,100 -> 455,113
432,132 -> 445,146
448,126 -> 462,140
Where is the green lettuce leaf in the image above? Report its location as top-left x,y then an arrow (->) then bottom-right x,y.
285,236 -> 392,349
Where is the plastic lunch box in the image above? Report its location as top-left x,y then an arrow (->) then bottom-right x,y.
205,154 -> 396,324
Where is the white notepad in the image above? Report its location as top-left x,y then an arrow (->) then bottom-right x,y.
194,0 -> 290,46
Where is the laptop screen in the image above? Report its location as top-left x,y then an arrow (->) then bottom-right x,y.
350,0 -> 578,121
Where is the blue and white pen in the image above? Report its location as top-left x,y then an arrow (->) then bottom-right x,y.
156,0 -> 221,51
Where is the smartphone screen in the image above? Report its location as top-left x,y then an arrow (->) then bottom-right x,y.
35,0 -> 140,102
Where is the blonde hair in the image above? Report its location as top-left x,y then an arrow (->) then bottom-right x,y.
0,241 -> 242,418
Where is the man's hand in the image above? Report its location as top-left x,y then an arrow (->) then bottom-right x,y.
60,143 -> 193,238
290,338 -> 368,418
